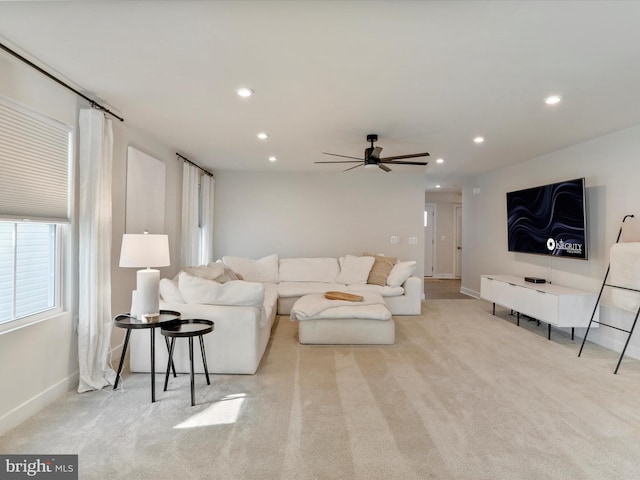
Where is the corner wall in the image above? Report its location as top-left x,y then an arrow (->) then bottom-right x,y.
462,123 -> 640,358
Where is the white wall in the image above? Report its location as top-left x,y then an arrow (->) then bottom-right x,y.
0,49 -> 182,435
214,171 -> 425,276
425,192 -> 462,278
462,123 -> 640,358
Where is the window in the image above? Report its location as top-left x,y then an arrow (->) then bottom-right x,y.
0,95 -> 71,328
0,222 -> 60,324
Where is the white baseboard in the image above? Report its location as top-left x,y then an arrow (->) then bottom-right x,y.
0,342 -> 124,437
0,371 -> 79,437
435,274 -> 457,279
461,287 -> 480,298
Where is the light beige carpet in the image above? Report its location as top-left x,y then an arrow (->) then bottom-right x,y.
2,299 -> 640,479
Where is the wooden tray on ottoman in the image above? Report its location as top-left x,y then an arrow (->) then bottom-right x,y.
324,291 -> 364,302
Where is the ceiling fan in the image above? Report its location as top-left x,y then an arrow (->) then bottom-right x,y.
315,134 -> 429,172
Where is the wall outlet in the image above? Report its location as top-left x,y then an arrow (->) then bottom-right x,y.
408,236 -> 418,245
390,235 -> 399,244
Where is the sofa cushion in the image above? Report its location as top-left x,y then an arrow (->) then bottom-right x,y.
262,283 -> 279,327
159,277 -> 185,303
387,261 -> 417,287
222,254 -> 279,283
364,253 -> 397,286
178,272 -> 265,306
278,281 -> 346,298
336,255 -> 375,285
278,257 -> 340,283
347,283 -> 405,297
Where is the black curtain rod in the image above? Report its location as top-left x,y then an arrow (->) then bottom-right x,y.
0,41 -> 124,122
176,153 -> 214,177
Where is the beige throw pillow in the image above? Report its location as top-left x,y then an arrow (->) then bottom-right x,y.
364,253 -> 398,286
183,263 -> 225,281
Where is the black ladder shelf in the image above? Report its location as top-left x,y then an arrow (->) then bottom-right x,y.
578,214 -> 640,374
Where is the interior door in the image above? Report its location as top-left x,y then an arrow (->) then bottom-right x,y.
454,204 -> 462,278
424,204 -> 435,277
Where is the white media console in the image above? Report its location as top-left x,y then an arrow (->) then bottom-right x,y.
480,275 -> 599,340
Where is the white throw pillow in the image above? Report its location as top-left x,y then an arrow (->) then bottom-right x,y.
387,260 -> 416,287
178,272 -> 265,306
222,254 -> 279,283
159,278 -> 185,304
336,255 -> 375,285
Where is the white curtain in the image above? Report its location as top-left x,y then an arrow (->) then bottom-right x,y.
78,109 -> 116,393
199,174 -> 215,264
181,162 -> 200,267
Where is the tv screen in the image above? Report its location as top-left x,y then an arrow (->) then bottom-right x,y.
506,178 -> 587,259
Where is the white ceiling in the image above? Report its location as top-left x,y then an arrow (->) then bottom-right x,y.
2,1 -> 640,191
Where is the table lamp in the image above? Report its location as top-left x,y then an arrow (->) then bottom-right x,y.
119,232 -> 170,320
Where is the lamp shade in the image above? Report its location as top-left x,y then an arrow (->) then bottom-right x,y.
119,234 -> 170,268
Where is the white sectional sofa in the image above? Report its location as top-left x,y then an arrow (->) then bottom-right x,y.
128,254 -> 421,375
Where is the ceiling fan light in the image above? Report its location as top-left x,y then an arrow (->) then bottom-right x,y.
364,164 -> 377,169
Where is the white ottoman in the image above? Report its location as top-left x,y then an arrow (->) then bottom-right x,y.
291,293 -> 395,345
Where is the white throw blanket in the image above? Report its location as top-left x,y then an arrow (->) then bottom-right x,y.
290,293 -> 391,321
604,243 -> 640,312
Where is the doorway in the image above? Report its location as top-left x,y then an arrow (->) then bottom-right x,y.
424,204 -> 435,277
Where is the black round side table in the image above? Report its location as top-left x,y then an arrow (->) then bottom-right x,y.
161,319 -> 214,406
113,309 -> 181,403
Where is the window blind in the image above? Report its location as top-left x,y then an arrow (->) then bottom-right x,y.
0,96 -> 72,223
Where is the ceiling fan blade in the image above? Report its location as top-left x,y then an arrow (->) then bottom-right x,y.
379,164 -> 391,172
322,152 -> 363,161
344,164 -> 363,172
379,152 -> 430,161
379,160 -> 429,166
315,160 -> 362,164
370,147 -> 383,160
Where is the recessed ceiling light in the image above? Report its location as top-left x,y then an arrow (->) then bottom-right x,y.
545,95 -> 562,105
473,136 -> 484,144
257,132 -> 268,140
268,156 -> 277,162
435,185 -> 441,188
436,158 -> 444,164
237,87 -> 254,97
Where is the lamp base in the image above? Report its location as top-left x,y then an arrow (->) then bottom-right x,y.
136,268 -> 160,320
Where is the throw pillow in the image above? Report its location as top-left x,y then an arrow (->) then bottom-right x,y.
178,272 -> 265,306
222,254 -> 279,283
387,260 -> 417,287
336,255 -> 375,285
183,263 -> 225,281
363,253 -> 398,286
207,263 -> 243,283
159,278 -> 185,304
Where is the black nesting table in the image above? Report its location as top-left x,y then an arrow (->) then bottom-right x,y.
113,309 -> 181,402
161,319 -> 214,406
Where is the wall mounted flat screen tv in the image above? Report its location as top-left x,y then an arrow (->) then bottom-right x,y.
506,178 -> 587,259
